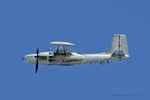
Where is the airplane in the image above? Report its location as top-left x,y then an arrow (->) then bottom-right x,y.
22,34 -> 130,73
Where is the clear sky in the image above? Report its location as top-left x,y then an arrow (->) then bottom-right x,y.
0,0 -> 149,100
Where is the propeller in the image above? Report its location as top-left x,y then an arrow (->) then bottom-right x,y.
35,48 -> 39,73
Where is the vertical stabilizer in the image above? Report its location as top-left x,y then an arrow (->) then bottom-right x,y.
107,34 -> 129,56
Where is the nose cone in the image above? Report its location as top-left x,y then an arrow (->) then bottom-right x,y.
22,54 -> 36,63
22,55 -> 28,62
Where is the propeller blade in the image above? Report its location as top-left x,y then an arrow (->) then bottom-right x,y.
35,48 -> 39,73
35,60 -> 38,73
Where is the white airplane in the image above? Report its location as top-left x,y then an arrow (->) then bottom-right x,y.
22,34 -> 130,73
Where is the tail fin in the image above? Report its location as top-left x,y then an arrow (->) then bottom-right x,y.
107,34 -> 129,57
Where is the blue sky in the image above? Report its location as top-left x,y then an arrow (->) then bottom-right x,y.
0,0 -> 150,99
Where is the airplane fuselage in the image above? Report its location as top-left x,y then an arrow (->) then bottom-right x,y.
23,51 -> 129,66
